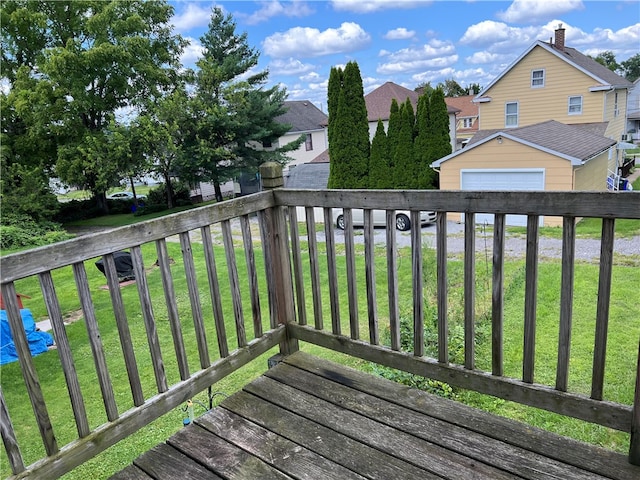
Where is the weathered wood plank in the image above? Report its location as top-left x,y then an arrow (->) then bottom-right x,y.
324,207 -> 341,335
168,424 -> 292,479
258,209 -> 278,330
197,407 -> 369,479
240,215 -> 263,338
492,213 -> 505,376
155,239 -> 190,380
343,209 -> 359,340
464,212 -> 475,369
286,351 -> 639,480
0,283 -> 58,457
304,207 -> 323,330
247,376 -> 514,479
180,232 -> 210,369
592,217 -> 615,400
1,192 -> 276,283
630,340 -> 640,465
267,360 -> 610,480
523,215 -> 539,383
221,220 -> 246,348
72,262 -> 118,422
288,207 -> 307,327
133,442 -> 222,479
220,391 -> 439,480
201,225 -> 229,358
386,210 -> 400,351
0,386 -> 24,475
289,325 -> 632,432
39,272 -> 92,432
363,209 -> 379,345
274,190 -> 640,219
411,211 -> 424,357
131,246 -> 167,393
108,464 -> 154,479
556,216 -> 576,391
436,211 -> 448,363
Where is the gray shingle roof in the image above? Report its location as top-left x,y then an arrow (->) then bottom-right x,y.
284,162 -> 330,189
276,101 -> 328,133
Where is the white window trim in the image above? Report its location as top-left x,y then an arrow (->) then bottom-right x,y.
505,101 -> 519,128
531,69 -> 545,88
568,95 -> 583,115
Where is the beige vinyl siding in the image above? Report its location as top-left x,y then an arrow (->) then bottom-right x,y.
479,46 -> 605,129
437,137 -> 573,226
573,151 -> 608,191
603,88 -> 628,139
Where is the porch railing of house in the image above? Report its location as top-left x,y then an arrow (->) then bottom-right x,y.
1,165 -> 639,478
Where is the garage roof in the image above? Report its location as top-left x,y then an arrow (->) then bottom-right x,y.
431,120 -> 616,168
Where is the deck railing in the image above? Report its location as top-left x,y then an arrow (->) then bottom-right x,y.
1,176 -> 639,478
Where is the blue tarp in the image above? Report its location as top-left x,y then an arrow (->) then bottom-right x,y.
1,309 -> 54,365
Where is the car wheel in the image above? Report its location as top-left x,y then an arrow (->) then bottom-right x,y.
336,214 -> 345,230
395,214 -> 410,231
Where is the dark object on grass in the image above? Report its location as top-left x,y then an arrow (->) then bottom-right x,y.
95,251 -> 135,282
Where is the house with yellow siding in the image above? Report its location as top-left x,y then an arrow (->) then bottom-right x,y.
431,26 -> 632,215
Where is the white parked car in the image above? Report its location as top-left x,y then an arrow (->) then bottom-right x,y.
107,191 -> 147,200
335,209 -> 436,231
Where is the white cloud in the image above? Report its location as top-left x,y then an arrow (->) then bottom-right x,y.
263,22 -> 371,58
377,39 -> 457,74
460,20 -> 538,48
466,51 -> 507,65
332,0 -> 425,13
497,0 -> 584,24
269,58 -> 315,75
384,28 -> 416,40
171,3 -> 214,33
242,1 -> 314,25
300,71 -> 321,82
180,38 -> 205,67
378,54 -> 458,75
411,67 -> 456,84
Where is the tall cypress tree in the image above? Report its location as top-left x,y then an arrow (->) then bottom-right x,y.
393,101 -> 415,189
386,98 -> 401,166
369,119 -> 389,189
327,66 -> 342,157
427,87 -> 452,180
415,93 -> 434,188
328,61 -> 369,188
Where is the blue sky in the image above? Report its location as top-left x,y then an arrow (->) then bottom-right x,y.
170,0 -> 640,109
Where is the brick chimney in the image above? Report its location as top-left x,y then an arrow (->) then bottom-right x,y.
554,23 -> 565,51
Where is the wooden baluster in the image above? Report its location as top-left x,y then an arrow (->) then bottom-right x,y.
364,209 -> 379,345
130,245 -> 168,393
222,219 -> 246,348
305,207 -> 323,331
240,215 -> 263,338
155,239 -> 190,380
324,207 -> 341,336
201,225 -> 229,358
436,211 -> 448,363
492,214 -> 505,377
464,212 -> 476,370
387,210 -> 400,351
72,261 -> 118,421
556,217 -> 576,391
523,215 -> 540,384
411,210 -> 424,357
344,208 -> 359,340
0,386 -> 24,475
288,207 -> 307,327
630,340 -> 640,465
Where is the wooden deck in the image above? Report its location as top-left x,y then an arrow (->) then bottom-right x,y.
111,352 -> 639,480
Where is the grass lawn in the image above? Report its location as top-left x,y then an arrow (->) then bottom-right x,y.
1,219 -> 638,478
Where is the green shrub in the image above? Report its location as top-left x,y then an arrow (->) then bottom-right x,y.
0,214 -> 73,249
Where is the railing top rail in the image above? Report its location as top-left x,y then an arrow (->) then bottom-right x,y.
275,189 -> 640,219
1,191 -> 275,284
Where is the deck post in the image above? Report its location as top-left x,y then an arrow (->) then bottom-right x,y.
260,162 -> 299,356
630,340 -> 640,465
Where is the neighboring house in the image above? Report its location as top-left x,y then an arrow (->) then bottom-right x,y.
444,95 -> 479,150
364,82 -> 460,152
272,100 -> 328,174
473,25 -> 632,175
285,150 -> 330,222
431,120 -> 616,226
626,78 -> 640,144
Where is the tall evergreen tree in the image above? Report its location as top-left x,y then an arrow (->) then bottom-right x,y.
428,87 -> 452,166
327,66 -> 343,154
368,120 -> 389,189
386,98 -> 401,176
415,93 -> 434,188
393,102 -> 415,189
328,61 -> 369,188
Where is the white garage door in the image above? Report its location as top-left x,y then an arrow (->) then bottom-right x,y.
460,169 -> 545,226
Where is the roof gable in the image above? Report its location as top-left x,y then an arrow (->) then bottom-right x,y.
365,81 -> 459,122
275,101 -> 328,133
432,120 -> 615,167
475,41 -> 631,100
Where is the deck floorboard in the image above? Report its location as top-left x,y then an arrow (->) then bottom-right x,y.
113,351 -> 638,480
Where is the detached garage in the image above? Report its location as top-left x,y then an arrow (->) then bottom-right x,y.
430,120 -> 615,226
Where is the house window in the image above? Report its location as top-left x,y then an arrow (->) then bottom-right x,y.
305,133 -> 313,151
262,139 -> 272,148
531,69 -> 545,88
614,92 -> 619,117
463,118 -> 474,128
568,96 -> 582,115
505,102 -> 518,127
